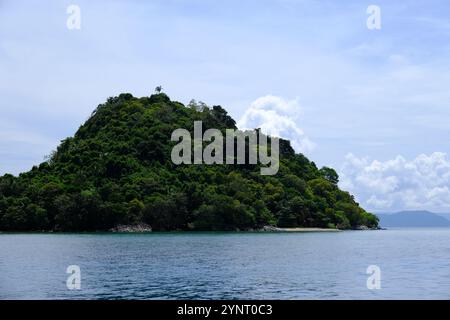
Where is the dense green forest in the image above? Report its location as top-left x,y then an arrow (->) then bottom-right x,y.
0,92 -> 378,231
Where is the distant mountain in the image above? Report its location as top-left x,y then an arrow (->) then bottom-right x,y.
376,210 -> 450,228
437,213 -> 450,221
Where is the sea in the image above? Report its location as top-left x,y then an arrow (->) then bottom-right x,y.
1,228 -> 449,299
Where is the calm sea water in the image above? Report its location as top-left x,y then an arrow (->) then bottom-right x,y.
1,229 -> 449,299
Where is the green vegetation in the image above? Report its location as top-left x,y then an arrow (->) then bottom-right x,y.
0,92 -> 378,231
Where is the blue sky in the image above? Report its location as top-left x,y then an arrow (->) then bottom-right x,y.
1,0 -> 450,212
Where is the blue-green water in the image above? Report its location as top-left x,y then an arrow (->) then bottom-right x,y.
1,229 -> 449,299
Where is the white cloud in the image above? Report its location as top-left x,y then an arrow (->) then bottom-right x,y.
237,95 -> 315,153
340,152 -> 450,212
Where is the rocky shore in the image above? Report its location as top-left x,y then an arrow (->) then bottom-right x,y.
109,223 -> 153,233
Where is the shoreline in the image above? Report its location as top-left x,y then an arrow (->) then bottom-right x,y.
266,227 -> 341,232
0,224 -> 382,234
0,228 -> 352,234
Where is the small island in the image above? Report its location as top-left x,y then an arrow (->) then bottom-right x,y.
0,92 -> 378,232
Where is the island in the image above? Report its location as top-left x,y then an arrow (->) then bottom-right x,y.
0,92 -> 379,232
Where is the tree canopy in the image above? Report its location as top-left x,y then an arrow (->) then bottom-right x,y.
0,93 -> 378,231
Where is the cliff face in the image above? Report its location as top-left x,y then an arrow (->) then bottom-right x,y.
0,93 -> 378,231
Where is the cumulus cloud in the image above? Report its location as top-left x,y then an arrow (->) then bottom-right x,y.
340,152 -> 450,212
237,95 -> 315,153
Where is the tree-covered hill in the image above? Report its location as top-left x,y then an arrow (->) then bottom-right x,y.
0,93 -> 378,231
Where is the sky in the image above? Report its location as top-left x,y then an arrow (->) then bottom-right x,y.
1,0 -> 450,212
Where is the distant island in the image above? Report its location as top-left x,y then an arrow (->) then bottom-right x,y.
376,210 -> 450,228
0,92 -> 378,232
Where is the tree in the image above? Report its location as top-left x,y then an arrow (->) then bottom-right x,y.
143,193 -> 188,230
211,105 -> 236,128
155,86 -> 163,93
319,166 -> 339,184
187,99 -> 208,112
193,194 -> 255,230
127,199 -> 144,224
